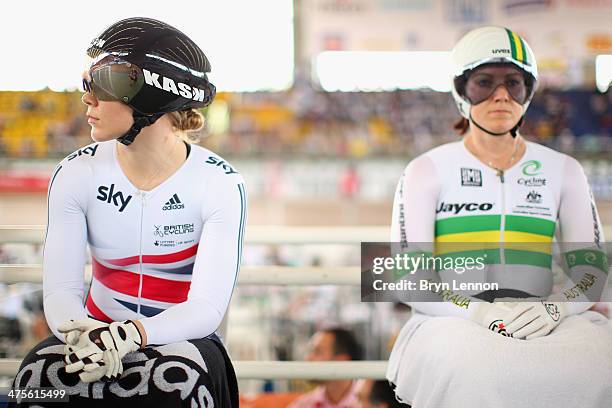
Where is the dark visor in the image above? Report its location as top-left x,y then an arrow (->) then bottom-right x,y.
461,71 -> 529,106
83,55 -> 144,103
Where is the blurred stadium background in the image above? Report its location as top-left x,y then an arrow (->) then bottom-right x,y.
0,0 -> 611,405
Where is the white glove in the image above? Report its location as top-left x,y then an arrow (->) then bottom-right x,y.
58,318 -> 125,382
504,301 -> 566,340
63,320 -> 142,381
58,318 -> 108,348
74,349 -> 123,383
469,302 -> 515,337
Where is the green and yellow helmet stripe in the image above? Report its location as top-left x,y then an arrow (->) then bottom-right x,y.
506,28 -> 527,64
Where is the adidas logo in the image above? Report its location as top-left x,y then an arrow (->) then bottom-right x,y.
162,194 -> 185,211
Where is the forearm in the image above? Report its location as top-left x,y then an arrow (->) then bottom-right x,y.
44,293 -> 88,341
400,265 -> 484,319
555,156 -> 608,316
138,298 -> 224,345
549,250 -> 608,316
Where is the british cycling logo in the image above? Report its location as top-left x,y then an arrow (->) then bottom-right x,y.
67,144 -> 98,161
96,184 -> 132,212
154,224 -> 195,237
436,202 -> 494,214
460,168 -> 482,187
205,156 -> 238,175
162,194 -> 185,211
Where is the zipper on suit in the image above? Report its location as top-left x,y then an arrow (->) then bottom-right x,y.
498,170 -> 506,265
137,191 -> 146,317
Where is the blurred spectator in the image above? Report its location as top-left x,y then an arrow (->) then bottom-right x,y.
339,164 -> 360,198
355,379 -> 410,408
0,88 -> 610,159
289,327 -> 363,407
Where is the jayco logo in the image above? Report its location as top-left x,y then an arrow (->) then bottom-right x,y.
67,144 -> 99,161
436,202 -> 493,214
96,184 -> 132,212
205,156 -> 238,175
143,69 -> 206,102
521,160 -> 542,176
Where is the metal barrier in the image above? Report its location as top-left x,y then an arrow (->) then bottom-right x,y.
0,225 -> 385,380
0,265 -> 360,286
3,223 -> 612,381
0,360 -> 387,379
0,225 -> 390,245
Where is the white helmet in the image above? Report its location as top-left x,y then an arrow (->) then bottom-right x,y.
451,26 -> 538,119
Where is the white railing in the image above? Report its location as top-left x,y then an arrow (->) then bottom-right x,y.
0,225 -> 390,245
0,225 -> 385,380
0,359 -> 387,379
5,224 -> 610,381
0,265 -> 361,286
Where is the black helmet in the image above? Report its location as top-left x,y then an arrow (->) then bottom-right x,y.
85,17 -> 216,145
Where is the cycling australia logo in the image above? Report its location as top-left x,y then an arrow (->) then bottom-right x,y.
525,190 -> 542,204
522,160 -> 542,176
460,168 -> 482,187
518,160 -> 546,187
162,194 -> 185,211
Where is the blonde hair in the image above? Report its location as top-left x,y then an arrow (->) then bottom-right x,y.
454,117 -> 470,135
167,109 -> 205,143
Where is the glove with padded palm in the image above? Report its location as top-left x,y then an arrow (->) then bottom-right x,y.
62,320 -> 142,382
58,318 -> 123,382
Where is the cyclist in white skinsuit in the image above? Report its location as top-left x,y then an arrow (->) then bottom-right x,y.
390,140 -> 607,317
385,26 -> 611,408
44,140 -> 246,346
11,18 -> 242,407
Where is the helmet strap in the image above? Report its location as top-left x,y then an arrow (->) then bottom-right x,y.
469,112 -> 524,138
117,112 -> 164,146
509,116 -> 524,138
